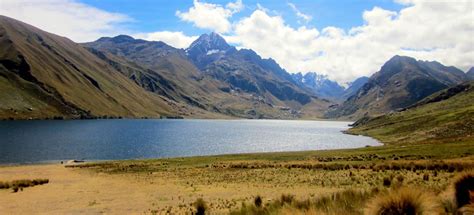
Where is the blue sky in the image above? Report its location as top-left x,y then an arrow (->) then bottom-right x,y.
80,0 -> 404,36
0,0 -> 471,83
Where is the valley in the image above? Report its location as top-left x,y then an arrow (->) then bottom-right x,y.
3,15 -> 471,121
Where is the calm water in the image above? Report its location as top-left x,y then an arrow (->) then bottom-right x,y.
0,119 -> 380,164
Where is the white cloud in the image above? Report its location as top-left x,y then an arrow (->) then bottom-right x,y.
176,0 -> 243,33
288,2 -> 312,23
229,0 -> 474,83
226,0 -> 244,13
1,0 -> 472,83
133,31 -> 198,48
0,0 -> 131,42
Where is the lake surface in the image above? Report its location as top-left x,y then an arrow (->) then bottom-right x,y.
0,119 -> 380,164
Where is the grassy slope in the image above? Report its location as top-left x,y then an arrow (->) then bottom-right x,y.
348,82 -> 474,145
0,16 -> 181,119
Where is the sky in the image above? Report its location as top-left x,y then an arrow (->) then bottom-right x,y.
0,0 -> 472,83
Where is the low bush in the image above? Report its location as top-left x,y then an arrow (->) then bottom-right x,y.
254,195 -> 262,208
383,177 -> 392,187
423,173 -> 430,181
194,198 -> 207,215
0,179 -> 49,192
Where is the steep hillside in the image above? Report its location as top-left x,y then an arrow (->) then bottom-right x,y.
349,81 -> 474,144
342,76 -> 369,99
84,36 -> 228,112
0,15 -> 185,119
326,55 -> 468,119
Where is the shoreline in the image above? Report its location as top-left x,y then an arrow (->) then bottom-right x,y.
0,139 -> 383,167
0,117 -> 350,122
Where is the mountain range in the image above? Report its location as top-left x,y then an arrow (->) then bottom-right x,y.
0,16 -> 330,120
0,15 -> 472,120
291,72 -> 369,101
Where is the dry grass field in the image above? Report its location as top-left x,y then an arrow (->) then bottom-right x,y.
1,140 -> 473,214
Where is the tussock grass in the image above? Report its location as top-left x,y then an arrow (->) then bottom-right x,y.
231,189 -> 372,215
193,198 -> 207,215
365,187 -> 440,215
453,171 -> 474,209
254,195 -> 263,208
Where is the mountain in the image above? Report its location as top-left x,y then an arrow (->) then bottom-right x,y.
291,72 -> 345,100
184,32 -> 330,116
83,34 -> 228,112
291,72 -> 369,101
186,32 -> 232,70
467,67 -> 474,80
84,32 -> 330,119
0,15 -> 193,119
326,55 -> 468,119
342,76 -> 369,99
349,81 -> 474,144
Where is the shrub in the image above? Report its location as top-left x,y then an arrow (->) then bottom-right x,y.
453,171 -> 474,209
194,198 -> 207,215
0,182 -> 10,189
365,187 -> 440,215
423,173 -> 430,181
396,175 -> 404,183
383,177 -> 392,187
0,179 -> 48,191
254,195 -> 263,208
280,194 -> 295,205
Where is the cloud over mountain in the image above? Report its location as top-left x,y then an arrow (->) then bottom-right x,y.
0,0 -> 131,42
226,0 -> 473,83
175,0 -> 243,33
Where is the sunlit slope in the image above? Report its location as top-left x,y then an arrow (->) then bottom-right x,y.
349,81 -> 474,144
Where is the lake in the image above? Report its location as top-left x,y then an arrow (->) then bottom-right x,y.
0,119 -> 381,164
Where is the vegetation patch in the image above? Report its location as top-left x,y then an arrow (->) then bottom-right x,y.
0,179 -> 49,192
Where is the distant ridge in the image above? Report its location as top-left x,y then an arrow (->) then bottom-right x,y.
291,72 -> 369,101
467,67 -> 474,80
